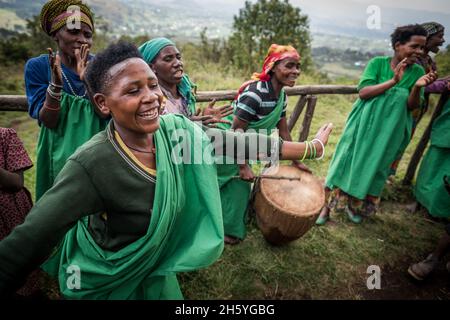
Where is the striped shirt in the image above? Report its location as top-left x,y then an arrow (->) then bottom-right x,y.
234,80 -> 287,123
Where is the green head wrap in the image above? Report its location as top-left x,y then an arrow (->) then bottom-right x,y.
138,38 -> 197,115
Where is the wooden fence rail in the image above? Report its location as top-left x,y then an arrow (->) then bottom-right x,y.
1,85 -> 446,184
0,85 -> 359,112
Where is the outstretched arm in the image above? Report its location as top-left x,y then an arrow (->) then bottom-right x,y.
0,159 -> 103,297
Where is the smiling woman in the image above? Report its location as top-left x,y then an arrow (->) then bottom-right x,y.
316,24 -> 438,225
0,41 -> 332,300
24,0 -> 108,201
214,44 -> 310,245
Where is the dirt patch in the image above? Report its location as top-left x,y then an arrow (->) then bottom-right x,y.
360,261 -> 450,300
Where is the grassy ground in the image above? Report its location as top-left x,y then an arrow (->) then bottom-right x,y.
0,64 -> 448,299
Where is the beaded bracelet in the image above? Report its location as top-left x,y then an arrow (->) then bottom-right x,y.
49,82 -> 63,89
44,103 -> 61,111
47,86 -> 62,101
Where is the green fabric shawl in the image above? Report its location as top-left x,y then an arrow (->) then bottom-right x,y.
138,37 -> 197,114
216,88 -> 285,239
42,115 -> 224,299
415,97 -> 450,217
35,93 -> 108,201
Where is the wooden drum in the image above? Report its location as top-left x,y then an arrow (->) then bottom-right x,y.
252,165 -> 325,245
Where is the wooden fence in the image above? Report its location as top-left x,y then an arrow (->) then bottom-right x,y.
1,85 -> 447,185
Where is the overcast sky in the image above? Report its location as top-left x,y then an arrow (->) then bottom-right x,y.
204,0 -> 450,14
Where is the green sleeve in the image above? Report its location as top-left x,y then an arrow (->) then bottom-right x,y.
0,159 -> 103,296
206,128 -> 283,161
357,57 -> 381,91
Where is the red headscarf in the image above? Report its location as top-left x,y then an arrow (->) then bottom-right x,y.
236,44 -> 300,98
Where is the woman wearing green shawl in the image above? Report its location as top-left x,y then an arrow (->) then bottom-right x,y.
316,25 -> 437,225
25,0 -> 108,201
216,44 -> 312,244
139,37 -> 233,126
0,42 -> 332,299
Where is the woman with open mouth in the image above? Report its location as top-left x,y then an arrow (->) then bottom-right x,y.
24,0 -> 109,201
316,24 -> 437,226
0,41 -> 332,299
139,37 -> 233,127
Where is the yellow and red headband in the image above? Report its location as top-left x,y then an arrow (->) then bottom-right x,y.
40,0 -> 94,35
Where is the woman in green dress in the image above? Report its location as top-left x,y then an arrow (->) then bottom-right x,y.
24,0 -> 109,201
316,24 -> 437,225
0,42 -> 333,299
414,94 -> 450,218
407,96 -> 450,281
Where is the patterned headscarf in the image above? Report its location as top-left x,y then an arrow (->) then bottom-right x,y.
421,22 -> 445,38
252,44 -> 300,82
40,0 -> 94,35
236,44 -> 300,97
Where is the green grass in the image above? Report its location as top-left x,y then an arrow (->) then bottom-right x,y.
0,65 -> 446,299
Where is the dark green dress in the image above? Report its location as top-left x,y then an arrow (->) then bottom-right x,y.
415,97 -> 450,217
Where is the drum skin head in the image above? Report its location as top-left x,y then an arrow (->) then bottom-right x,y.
253,165 -> 325,245
260,165 -> 324,217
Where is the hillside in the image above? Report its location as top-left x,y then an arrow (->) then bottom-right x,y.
0,0 -> 233,40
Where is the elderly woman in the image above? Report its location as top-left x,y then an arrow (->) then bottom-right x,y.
0,42 -> 332,299
138,37 -> 232,126
24,0 -> 108,200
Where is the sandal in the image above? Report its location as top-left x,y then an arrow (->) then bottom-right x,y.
345,205 -> 362,224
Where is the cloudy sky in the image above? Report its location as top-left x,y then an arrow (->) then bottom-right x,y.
206,0 -> 450,13
195,0 -> 450,39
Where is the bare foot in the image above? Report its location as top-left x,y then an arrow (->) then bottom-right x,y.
224,235 -> 241,245
405,201 -> 418,214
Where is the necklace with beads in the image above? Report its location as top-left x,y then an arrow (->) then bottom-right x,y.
61,67 -> 87,98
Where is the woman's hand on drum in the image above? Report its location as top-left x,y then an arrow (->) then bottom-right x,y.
291,160 -> 312,174
239,164 -> 255,182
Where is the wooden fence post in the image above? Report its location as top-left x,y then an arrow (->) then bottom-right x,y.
287,95 -> 308,132
298,95 -> 317,142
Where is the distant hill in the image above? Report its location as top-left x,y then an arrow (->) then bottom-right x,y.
0,0 -> 234,41
1,0 -> 449,53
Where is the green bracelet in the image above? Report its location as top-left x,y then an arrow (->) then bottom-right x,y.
301,141 -> 309,161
